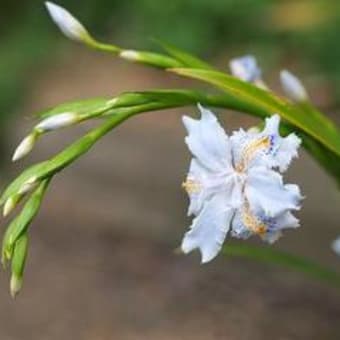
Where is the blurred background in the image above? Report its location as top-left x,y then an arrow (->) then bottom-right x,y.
0,0 -> 340,339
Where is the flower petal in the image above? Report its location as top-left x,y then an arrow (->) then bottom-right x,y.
184,159 -> 243,216
261,115 -> 301,172
261,231 -> 283,244
245,167 -> 302,217
231,114 -> 301,172
181,194 -> 234,263
229,55 -> 261,83
182,105 -> 232,172
230,210 -> 253,240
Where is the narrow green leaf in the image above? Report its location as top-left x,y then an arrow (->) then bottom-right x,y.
37,97 -> 111,119
223,244 -> 340,289
11,233 -> 29,278
171,68 -> 340,157
10,233 -> 29,298
154,39 -> 215,70
2,180 -> 49,263
0,108 -> 138,205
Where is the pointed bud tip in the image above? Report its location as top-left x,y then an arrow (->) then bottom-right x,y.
10,275 -> 22,299
45,1 -> 89,42
12,134 -> 36,162
35,112 -> 78,132
3,197 -> 15,217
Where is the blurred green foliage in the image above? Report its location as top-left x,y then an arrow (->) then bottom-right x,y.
1,0 -> 340,125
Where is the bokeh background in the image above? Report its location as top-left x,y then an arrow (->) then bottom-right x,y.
0,0 -> 340,339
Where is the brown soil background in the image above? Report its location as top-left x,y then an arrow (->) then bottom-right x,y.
0,47 -> 339,339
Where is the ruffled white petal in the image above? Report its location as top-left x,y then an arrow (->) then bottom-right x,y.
182,105 -> 232,173
185,159 -> 224,216
261,211 -> 299,243
229,55 -> 261,83
273,211 -> 300,230
261,231 -> 283,244
230,210 -> 252,240
231,115 -> 301,172
261,115 -> 301,172
181,194 -> 234,263
245,167 -> 302,217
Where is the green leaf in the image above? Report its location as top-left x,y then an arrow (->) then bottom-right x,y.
0,108 -> 138,205
10,233 -> 29,297
37,97 -> 111,119
11,233 -> 29,278
2,180 -> 49,263
154,39 -> 215,70
223,244 -> 340,289
171,68 -> 340,158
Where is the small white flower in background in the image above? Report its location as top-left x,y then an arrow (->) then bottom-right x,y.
229,55 -> 266,89
331,237 -> 340,255
181,105 -> 302,263
45,2 -> 92,43
35,112 -> 78,132
280,70 -> 309,103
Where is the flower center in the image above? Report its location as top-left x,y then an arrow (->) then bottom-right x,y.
241,200 -> 267,235
235,136 -> 272,173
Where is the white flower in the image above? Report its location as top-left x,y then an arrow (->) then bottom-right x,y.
280,70 -> 309,103
35,112 -> 78,132
229,55 -> 262,83
45,2 -> 91,42
181,105 -> 302,263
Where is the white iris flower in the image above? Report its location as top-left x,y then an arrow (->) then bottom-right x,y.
181,105 -> 302,263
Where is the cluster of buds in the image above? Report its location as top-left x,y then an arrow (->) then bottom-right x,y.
230,55 -> 309,103
12,112 -> 79,162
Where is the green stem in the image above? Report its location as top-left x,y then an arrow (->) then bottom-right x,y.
223,244 -> 340,289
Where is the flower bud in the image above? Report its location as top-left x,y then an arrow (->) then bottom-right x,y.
18,176 -> 38,195
10,274 -> 22,299
280,70 -> 308,103
229,55 -> 262,83
12,133 -> 38,162
35,112 -> 78,132
3,195 -> 18,217
10,234 -> 28,298
45,2 -> 92,43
